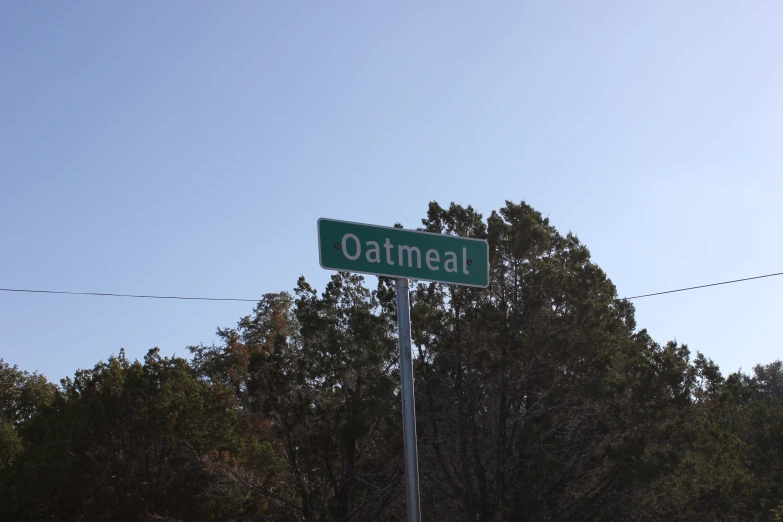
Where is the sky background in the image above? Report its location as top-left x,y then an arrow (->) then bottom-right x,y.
1,1 -> 781,382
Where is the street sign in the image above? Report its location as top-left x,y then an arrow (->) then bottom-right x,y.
318,216 -> 490,522
318,218 -> 489,288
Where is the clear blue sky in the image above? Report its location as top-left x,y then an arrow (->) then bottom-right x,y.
2,1 -> 781,381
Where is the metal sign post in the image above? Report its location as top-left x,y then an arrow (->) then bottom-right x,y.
395,278 -> 421,522
317,217 -> 489,520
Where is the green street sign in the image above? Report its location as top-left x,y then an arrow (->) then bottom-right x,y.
318,218 -> 489,287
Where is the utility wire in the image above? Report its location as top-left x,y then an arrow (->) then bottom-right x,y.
623,271 -> 783,300
1,271 -> 781,303
0,288 -> 258,302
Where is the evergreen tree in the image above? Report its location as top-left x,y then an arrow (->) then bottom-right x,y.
2,200 -> 780,521
1,350 -> 274,521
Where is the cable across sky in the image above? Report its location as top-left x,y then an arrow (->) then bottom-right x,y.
1,271 -> 781,303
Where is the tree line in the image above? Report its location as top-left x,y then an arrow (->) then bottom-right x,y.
2,201 -> 781,521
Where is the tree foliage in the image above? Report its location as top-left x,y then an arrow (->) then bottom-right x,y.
1,200 -> 781,521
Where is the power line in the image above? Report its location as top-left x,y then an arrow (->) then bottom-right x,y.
0,288 -> 258,302
623,271 -> 783,300
1,271 -> 781,303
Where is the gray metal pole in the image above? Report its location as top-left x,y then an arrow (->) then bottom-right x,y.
395,278 -> 421,522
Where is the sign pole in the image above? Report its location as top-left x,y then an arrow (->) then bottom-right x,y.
318,217 -> 488,520
395,277 -> 421,522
